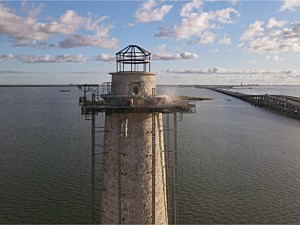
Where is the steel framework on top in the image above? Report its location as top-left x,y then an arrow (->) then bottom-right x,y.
116,45 -> 151,72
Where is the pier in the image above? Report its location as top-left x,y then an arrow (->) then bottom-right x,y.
209,88 -> 300,119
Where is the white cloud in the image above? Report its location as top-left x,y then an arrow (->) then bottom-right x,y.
156,0 -> 238,40
166,67 -> 296,75
213,7 -> 239,24
246,36 -> 279,53
0,54 -> 14,62
218,35 -> 231,45
282,22 -> 300,39
41,10 -> 90,35
0,3 -> 118,48
211,49 -> 219,53
241,19 -> 300,54
96,54 -> 115,62
240,21 -> 264,40
267,17 -> 287,29
153,52 -> 181,60
180,0 -> 202,17
228,0 -> 239,6
248,60 -> 257,64
59,32 -> 118,49
134,0 -> 173,23
280,0 -> 300,11
265,55 -> 283,61
152,44 -> 199,60
127,22 -> 135,27
152,47 -> 199,60
156,12 -> 212,39
180,52 -> 200,59
0,4 -> 49,44
17,54 -> 86,63
196,31 -> 215,44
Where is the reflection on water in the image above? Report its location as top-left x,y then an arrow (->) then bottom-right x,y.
0,86 -> 300,224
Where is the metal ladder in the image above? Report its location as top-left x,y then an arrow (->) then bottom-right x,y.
90,112 -> 105,224
151,87 -> 156,224
117,116 -> 123,224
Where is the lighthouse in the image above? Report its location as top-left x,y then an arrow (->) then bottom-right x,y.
78,45 -> 196,224
101,45 -> 168,224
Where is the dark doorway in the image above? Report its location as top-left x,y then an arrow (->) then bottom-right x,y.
133,86 -> 139,95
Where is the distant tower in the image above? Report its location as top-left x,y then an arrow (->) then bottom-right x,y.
78,45 -> 195,224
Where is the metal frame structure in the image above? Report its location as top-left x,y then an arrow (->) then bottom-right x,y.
116,45 -> 151,72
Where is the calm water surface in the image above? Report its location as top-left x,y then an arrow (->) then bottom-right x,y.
227,85 -> 300,97
0,86 -> 300,224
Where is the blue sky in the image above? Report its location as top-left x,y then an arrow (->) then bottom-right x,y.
1,0 -> 300,85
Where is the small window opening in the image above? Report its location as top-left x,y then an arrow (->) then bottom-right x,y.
133,86 -> 139,95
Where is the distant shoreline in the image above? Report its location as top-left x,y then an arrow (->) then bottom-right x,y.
0,84 -> 298,88
0,84 -> 234,89
0,84 -> 78,87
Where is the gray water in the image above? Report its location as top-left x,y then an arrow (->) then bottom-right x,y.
228,85 -> 300,97
0,86 -> 300,224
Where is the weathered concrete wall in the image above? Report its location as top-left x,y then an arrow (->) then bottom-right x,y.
109,72 -> 156,96
101,113 -> 168,224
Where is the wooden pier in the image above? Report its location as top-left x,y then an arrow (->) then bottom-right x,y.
209,88 -> 300,119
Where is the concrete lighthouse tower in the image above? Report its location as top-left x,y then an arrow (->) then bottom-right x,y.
78,45 -> 196,224
101,45 -> 168,224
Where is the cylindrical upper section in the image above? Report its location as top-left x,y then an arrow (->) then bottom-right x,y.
116,45 -> 151,73
109,72 -> 156,96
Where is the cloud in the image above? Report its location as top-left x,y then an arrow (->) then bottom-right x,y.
153,52 -> 181,60
248,60 -> 257,64
151,44 -> 199,60
196,31 -> 215,44
17,54 -> 86,63
166,67 -> 296,75
265,55 -> 283,61
134,0 -> 173,23
180,0 -> 202,17
282,22 -> 300,39
0,54 -> 14,62
152,51 -> 199,61
213,7 -> 239,24
228,0 -> 239,5
246,36 -> 279,53
59,32 -> 118,49
267,17 -> 287,29
240,19 -> 300,54
156,0 -> 238,40
218,35 -> 231,45
0,3 -> 49,44
0,3 -> 118,48
156,12 -> 211,39
40,10 -> 95,35
180,52 -> 200,59
96,53 -> 115,62
240,21 -> 264,40
280,0 -> 300,11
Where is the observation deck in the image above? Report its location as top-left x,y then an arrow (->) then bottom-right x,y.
78,84 -> 196,115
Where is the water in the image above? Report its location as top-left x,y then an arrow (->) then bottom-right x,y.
227,85 -> 300,97
0,86 -> 300,224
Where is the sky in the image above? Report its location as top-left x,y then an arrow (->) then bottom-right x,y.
1,0 -> 300,85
